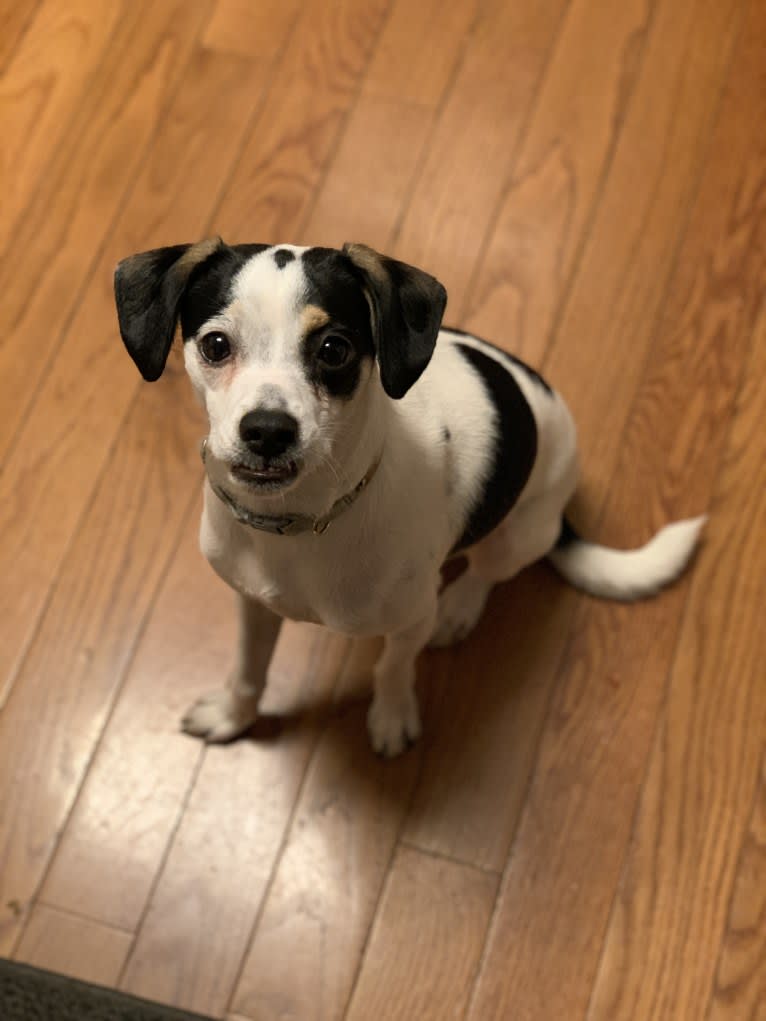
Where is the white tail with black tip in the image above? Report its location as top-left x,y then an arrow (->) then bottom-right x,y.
547,516 -> 707,601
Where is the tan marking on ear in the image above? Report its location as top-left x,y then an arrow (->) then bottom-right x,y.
342,242 -> 387,286
176,236 -> 223,272
301,304 -> 331,334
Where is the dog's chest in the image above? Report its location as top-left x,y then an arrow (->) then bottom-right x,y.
200,503 -> 423,635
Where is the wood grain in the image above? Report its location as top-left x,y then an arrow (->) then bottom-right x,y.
38,502 -> 233,931
202,0 -> 300,59
214,0 -> 390,244
467,3 -> 764,1016
0,0 -> 122,252
707,755 -> 766,1021
0,371 -> 202,956
363,0 -> 478,107
585,300 -> 766,1021
14,905 -> 131,987
544,0 -> 741,501
303,95 -> 433,252
229,706 -> 420,1021
393,0 -> 569,316
0,41 -> 268,707
0,0 -> 214,460
0,0 -> 41,71
344,846 -> 497,1021
119,633 -> 349,1018
403,567 -> 571,870
462,0 -> 651,350
228,642 -> 448,1021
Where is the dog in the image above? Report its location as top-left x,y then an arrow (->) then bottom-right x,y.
114,239 -> 704,756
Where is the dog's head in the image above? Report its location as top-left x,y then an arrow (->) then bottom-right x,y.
114,240 -> 446,495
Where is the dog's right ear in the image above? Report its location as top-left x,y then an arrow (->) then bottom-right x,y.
114,238 -> 223,381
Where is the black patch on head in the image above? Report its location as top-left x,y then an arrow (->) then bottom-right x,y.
179,244 -> 269,339
300,247 -> 376,400
452,344 -> 538,554
443,426 -> 451,442
443,326 -> 553,395
273,248 -> 295,269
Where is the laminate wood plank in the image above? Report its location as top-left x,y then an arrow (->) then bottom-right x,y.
0,0 -> 42,72
14,905 -> 131,987
344,847 -> 497,1021
707,755 -> 766,1021
402,0 -> 739,873
585,303 -> 766,1021
0,44 -> 269,710
392,0 -> 568,318
214,0 -> 390,244
0,369 -> 202,957
465,7 -> 764,1016
229,708 -> 419,1021
363,0 -> 477,107
303,95 -> 433,252
38,502 -> 232,931
462,0 -> 651,351
0,0 -> 122,253
119,634 -> 349,1018
229,651 -> 449,1021
584,300 -> 766,1021
544,0 -> 741,501
403,567 -> 572,871
202,0 -> 300,59
0,0 -> 216,467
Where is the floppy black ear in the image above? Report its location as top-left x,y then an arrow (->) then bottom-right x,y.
342,242 -> 447,399
114,237 -> 223,381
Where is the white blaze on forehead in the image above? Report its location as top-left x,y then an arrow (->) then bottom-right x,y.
229,245 -> 310,362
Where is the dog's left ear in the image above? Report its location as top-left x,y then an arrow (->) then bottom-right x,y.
343,242 -> 447,399
114,237 -> 223,381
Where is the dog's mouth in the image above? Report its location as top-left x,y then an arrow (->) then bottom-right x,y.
230,459 -> 299,490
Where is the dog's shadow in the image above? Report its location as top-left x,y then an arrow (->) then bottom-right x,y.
238,563 -> 574,830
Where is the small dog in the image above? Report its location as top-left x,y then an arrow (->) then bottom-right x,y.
115,240 -> 704,756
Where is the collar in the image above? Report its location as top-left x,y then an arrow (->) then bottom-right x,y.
200,438 -> 382,536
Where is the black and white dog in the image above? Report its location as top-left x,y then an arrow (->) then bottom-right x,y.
115,240 -> 704,756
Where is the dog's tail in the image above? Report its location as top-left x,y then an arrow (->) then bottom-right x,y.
547,514 -> 706,601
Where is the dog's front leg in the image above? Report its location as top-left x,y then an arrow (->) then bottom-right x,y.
182,594 -> 281,743
368,602 -> 437,758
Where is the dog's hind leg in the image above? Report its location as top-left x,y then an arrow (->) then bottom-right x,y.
429,571 -> 493,648
431,494 -> 564,647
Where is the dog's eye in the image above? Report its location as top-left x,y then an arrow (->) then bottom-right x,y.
317,335 -> 353,369
199,331 -> 231,364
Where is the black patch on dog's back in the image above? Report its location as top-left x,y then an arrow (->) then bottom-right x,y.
452,344 -> 538,554
273,248 -> 295,268
443,326 -> 553,395
179,244 -> 269,338
300,247 -> 376,399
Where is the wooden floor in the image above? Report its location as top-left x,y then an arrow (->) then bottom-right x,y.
1,1 -> 764,1018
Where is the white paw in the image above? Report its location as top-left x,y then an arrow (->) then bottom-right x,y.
367,691 -> 421,758
181,689 -> 259,743
429,576 -> 490,648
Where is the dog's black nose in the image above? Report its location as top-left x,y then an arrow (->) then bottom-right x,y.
239,409 -> 299,458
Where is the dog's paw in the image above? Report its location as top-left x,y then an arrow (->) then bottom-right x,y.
429,575 -> 490,648
181,690 -> 258,744
367,691 -> 421,758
